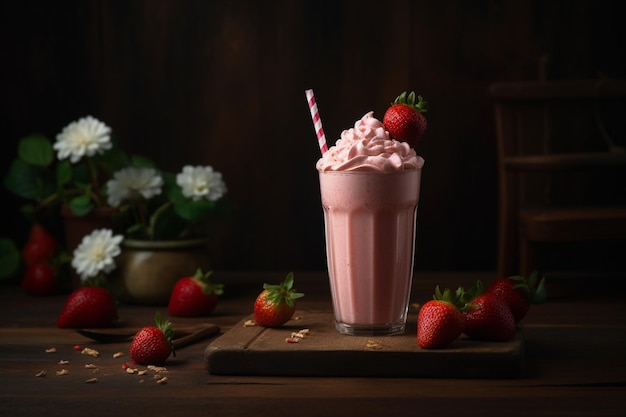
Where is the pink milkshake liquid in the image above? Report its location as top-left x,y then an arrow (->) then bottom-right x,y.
320,170 -> 420,335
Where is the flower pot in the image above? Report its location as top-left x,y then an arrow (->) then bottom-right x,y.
109,238 -> 211,306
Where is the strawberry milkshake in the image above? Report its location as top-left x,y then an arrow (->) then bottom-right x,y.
317,111 -> 424,336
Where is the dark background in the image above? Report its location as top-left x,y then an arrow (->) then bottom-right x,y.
1,0 -> 624,273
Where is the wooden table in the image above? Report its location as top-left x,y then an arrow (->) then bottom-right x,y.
1,271 -> 625,417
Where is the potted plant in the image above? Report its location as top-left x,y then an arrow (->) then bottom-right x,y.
4,115 -> 231,299
104,164 -> 230,305
4,116 -> 134,289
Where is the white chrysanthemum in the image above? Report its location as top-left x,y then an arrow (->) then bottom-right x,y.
176,165 -> 227,202
106,167 -> 164,207
53,115 -> 112,163
72,229 -> 123,281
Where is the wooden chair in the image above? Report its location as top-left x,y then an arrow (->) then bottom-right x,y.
489,79 -> 626,278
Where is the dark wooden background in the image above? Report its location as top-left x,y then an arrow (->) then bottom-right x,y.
1,0 -> 624,273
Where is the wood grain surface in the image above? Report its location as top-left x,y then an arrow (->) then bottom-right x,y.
205,311 -> 523,378
2,271 -> 626,417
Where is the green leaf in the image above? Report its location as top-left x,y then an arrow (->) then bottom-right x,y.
70,162 -> 91,186
154,311 -> 175,350
459,280 -> 483,307
173,199 -> 215,222
533,277 -> 547,304
69,194 -> 95,216
125,223 -> 143,236
407,91 -> 416,104
162,173 -> 181,199
4,159 -> 56,200
283,271 -> 295,290
96,146 -> 129,176
130,154 -> 156,168
261,272 -> 304,308
18,134 -> 54,167
0,238 -> 21,280
56,160 -> 73,187
19,203 -> 37,217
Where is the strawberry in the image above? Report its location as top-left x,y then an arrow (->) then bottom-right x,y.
383,91 -> 428,147
168,269 -> 224,317
417,285 -> 466,349
253,272 -> 304,327
56,286 -> 118,328
22,223 -> 59,266
21,261 -> 60,296
129,312 -> 175,365
462,281 -> 516,342
486,271 -> 546,322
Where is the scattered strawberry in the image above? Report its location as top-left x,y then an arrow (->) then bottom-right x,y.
56,286 -> 118,328
462,281 -> 516,342
417,285 -> 466,349
129,312 -> 175,365
253,272 -> 304,327
22,223 -> 59,266
21,261 -> 60,296
486,271 -> 546,322
168,269 -> 224,317
383,91 -> 428,147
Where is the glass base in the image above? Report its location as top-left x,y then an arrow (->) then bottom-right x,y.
335,321 -> 406,336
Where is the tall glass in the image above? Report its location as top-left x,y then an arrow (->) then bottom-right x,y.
319,169 -> 421,336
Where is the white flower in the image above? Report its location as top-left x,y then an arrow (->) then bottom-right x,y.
53,115 -> 112,163
176,165 -> 227,202
72,229 -> 124,281
106,167 -> 164,207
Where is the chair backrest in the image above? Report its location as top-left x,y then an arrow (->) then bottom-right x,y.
489,79 -> 626,275
490,80 -> 626,205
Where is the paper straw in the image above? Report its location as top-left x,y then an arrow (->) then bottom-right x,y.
305,89 -> 328,155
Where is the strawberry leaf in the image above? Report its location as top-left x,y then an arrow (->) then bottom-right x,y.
192,268 -> 224,296
391,90 -> 428,113
510,270 -> 547,304
432,284 -> 466,310
154,311 -> 176,355
261,272 -> 304,308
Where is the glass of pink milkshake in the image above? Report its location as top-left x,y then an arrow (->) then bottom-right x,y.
317,112 -> 424,336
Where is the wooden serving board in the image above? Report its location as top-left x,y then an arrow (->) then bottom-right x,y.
204,311 -> 524,378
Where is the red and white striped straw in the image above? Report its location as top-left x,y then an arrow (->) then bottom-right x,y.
305,89 -> 328,155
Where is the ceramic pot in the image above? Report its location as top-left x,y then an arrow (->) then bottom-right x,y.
109,238 -> 211,305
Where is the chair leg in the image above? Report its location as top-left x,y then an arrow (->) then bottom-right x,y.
498,223 -> 518,277
497,242 -> 510,277
519,236 -> 535,277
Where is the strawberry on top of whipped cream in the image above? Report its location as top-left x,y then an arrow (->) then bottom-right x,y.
316,112 -> 424,172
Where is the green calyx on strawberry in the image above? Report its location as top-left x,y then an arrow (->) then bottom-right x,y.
462,280 -> 516,342
129,311 -> 175,365
486,271 -> 546,322
383,90 -> 428,148
168,269 -> 224,317
253,272 -> 304,328
417,285 -> 466,349
56,285 -> 118,328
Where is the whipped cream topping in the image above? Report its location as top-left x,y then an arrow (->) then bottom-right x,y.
316,112 -> 424,172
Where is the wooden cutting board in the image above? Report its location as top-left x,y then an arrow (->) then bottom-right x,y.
204,311 -> 524,378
